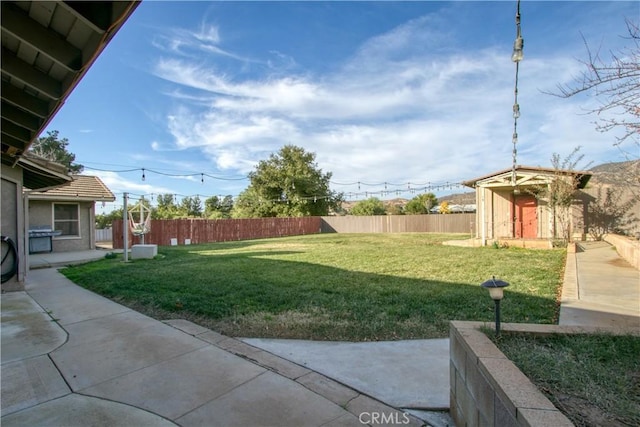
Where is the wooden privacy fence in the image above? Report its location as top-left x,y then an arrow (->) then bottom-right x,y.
320,214 -> 475,234
112,217 -> 322,249
111,214 -> 474,248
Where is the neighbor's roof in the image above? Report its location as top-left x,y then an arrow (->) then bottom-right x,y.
28,175 -> 115,202
462,165 -> 592,189
17,151 -> 71,190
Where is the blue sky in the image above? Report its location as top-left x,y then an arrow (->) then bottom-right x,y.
43,1 -> 639,213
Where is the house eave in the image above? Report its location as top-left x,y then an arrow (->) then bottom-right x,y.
27,194 -> 116,203
15,156 -> 72,190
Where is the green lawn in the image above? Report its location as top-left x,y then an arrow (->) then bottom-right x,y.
62,233 -> 566,340
497,333 -> 640,426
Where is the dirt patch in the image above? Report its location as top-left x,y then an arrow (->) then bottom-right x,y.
551,392 -> 630,427
607,257 -> 633,268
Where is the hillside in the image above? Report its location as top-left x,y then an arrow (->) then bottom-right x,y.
588,160 -> 639,186
340,192 -> 475,212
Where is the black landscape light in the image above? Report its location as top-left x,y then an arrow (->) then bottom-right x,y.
481,276 -> 510,336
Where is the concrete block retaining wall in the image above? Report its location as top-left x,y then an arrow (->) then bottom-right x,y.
450,321 -> 640,426
451,321 -> 588,427
604,234 -> 639,270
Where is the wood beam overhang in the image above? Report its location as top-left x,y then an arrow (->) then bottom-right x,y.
475,172 -> 554,189
1,2 -> 83,72
1,133 -> 27,154
1,102 -> 42,131
1,48 -> 63,99
59,1 -> 110,34
1,0 -> 141,164
1,119 -> 32,142
0,81 -> 51,118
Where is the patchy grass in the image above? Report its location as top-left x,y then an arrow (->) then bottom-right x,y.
496,333 -> 640,427
62,233 -> 565,340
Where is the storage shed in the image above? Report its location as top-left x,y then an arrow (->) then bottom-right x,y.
462,165 -> 592,245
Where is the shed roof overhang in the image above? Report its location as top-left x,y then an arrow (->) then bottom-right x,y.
1,0 -> 140,172
462,166 -> 592,191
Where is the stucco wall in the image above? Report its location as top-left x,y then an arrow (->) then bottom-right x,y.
1,165 -> 26,289
28,200 -> 94,252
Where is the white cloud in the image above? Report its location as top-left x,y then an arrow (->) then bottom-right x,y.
150,8 -> 629,198
195,23 -> 220,44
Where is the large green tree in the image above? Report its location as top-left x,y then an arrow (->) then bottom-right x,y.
179,196 -> 203,218
30,130 -> 83,173
350,198 -> 386,216
404,193 -> 438,215
204,195 -> 234,219
154,194 -> 180,219
233,145 -> 342,218
95,209 -> 123,229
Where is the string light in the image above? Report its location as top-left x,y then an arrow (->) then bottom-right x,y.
87,162 -> 464,191
87,164 -> 469,210
84,165 -> 247,181
106,182 -> 465,208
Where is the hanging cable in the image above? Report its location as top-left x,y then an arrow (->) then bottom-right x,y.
1,236 -> 18,284
511,0 -> 524,186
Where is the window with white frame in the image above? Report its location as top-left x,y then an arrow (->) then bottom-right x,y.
53,203 -> 80,236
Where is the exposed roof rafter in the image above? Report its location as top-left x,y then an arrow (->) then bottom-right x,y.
1,47 -> 63,99
1,2 -> 83,72
1,0 -> 140,167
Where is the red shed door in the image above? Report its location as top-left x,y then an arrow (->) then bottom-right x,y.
515,195 -> 537,238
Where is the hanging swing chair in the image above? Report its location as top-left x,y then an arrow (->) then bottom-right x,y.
128,200 -> 151,237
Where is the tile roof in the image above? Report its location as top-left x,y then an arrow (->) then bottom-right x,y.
28,175 -> 115,201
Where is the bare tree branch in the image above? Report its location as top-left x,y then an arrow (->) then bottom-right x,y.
543,19 -> 640,156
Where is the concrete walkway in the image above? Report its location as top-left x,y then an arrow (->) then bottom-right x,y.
559,241 -> 640,329
242,339 -> 449,410
29,248 -> 116,269
1,269 -> 426,427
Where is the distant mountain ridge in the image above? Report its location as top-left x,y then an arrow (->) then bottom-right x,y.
587,160 -> 639,186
